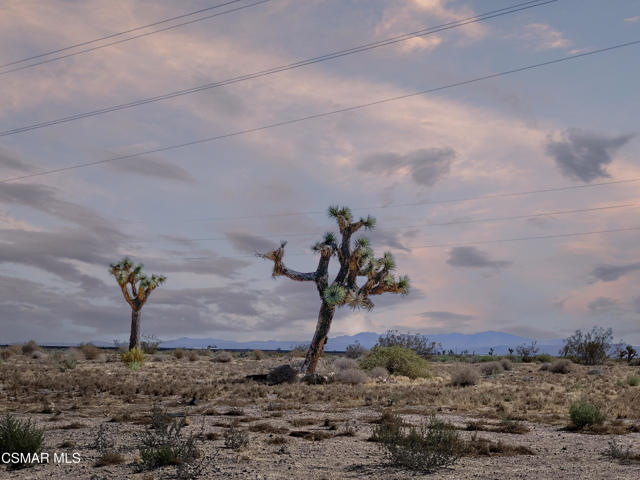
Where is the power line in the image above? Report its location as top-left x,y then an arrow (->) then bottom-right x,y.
181,225 -> 640,259
2,39 -> 638,185
129,203 -> 639,244
0,0 -> 259,69
182,178 -> 640,223
0,0 -> 271,76
0,0 -> 557,136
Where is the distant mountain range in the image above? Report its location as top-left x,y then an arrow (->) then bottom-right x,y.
150,330 -> 565,355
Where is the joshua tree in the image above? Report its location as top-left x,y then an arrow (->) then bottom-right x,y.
259,206 -> 410,375
109,257 -> 166,350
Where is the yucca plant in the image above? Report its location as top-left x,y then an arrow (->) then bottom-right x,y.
109,257 -> 166,350
259,206 -> 409,375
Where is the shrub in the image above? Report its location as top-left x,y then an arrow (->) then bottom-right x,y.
60,358 -> 77,371
360,346 -> 430,379
373,412 -> 462,472
334,357 -> 359,371
561,326 -> 613,365
534,353 -> 554,363
516,342 -> 539,362
569,400 -> 606,429
478,361 -> 503,377
336,368 -> 368,384
345,342 -> 368,359
187,351 -> 199,362
173,349 -> 185,359
214,351 -> 233,363
21,340 -> 40,355
370,366 -> 389,380
137,408 -> 199,471
627,375 -> 640,387
377,330 -> 439,358
450,366 -> 480,387
0,349 -> 15,360
31,350 -> 45,360
267,364 -> 298,384
289,344 -> 309,357
79,343 -> 100,360
224,426 -> 249,450
500,358 -> 513,371
140,335 -> 161,354
549,359 -> 573,374
121,347 -> 145,365
253,350 -> 265,360
0,414 -> 45,470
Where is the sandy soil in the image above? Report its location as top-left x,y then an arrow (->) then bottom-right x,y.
1,350 -> 640,479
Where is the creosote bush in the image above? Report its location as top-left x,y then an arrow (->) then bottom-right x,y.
500,358 -> 513,371
479,361 -> 503,377
344,343 -> 368,359
373,412 -> 462,472
214,351 -> 233,363
549,359 -> 573,374
360,346 -> 430,379
21,340 -> 40,355
79,343 -> 101,360
173,349 -> 185,359
336,368 -> 368,385
121,347 -> 145,365
561,326 -> 613,365
569,400 -> 606,429
450,366 -> 480,387
0,414 -> 45,470
377,330 -> 439,358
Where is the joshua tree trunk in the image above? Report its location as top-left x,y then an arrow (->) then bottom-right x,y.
301,301 -> 335,374
129,309 -> 141,350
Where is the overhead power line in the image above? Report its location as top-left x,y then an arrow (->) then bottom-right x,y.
0,0 -> 271,76
129,203 -> 639,244
182,225 -> 640,260
2,39 -> 638,185
0,0 -> 558,136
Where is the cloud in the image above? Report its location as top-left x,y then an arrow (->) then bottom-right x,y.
545,129 -> 633,182
0,148 -> 33,172
446,246 -> 511,269
591,262 -> 640,282
633,296 -> 640,313
107,156 -> 196,183
358,147 -> 454,186
624,16 -> 640,23
587,296 -> 618,313
420,310 -> 474,321
520,23 -> 571,50
225,232 -> 278,254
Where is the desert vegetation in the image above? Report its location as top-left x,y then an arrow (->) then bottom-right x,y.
1,336 -> 639,478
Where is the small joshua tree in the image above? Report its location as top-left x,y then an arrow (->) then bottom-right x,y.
109,257 -> 166,351
259,206 -> 409,375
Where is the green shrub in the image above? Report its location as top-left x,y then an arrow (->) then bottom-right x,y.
360,346 -> 430,379
377,330 -> 439,358
60,358 -> 77,371
137,407 -> 199,471
0,414 -> 45,470
128,361 -> 141,371
627,375 -> 640,387
121,347 -> 145,365
534,353 -> 554,363
569,400 -> 606,429
373,412 -> 462,472
345,342 -> 368,359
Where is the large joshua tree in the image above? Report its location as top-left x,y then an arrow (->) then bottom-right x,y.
259,206 -> 410,375
109,257 -> 166,350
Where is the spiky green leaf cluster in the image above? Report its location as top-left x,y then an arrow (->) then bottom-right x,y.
139,274 -> 167,290
328,205 -> 353,222
362,215 -> 376,229
323,284 -> 347,306
312,232 -> 337,252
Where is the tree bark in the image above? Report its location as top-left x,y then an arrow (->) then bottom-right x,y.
301,301 -> 335,374
129,309 -> 141,350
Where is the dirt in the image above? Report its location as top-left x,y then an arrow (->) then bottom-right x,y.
2,351 -> 640,479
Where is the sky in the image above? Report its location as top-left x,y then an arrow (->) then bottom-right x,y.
0,0 -> 639,345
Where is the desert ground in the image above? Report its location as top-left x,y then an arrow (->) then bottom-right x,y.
1,346 -> 640,479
